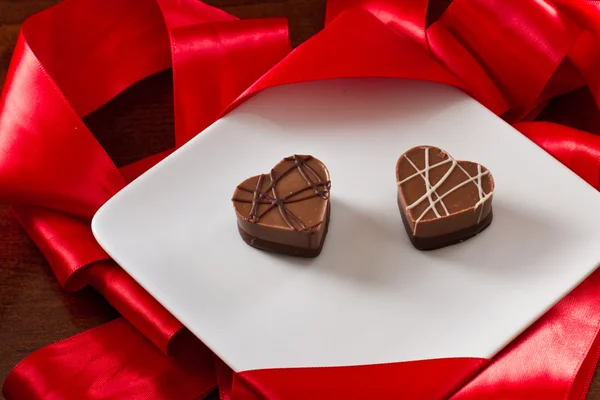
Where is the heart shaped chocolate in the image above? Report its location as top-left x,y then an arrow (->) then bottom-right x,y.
232,155 -> 331,257
396,146 -> 495,250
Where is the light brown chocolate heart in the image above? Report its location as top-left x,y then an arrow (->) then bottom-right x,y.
232,155 -> 331,257
396,146 -> 495,250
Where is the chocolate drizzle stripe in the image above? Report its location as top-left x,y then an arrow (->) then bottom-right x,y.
404,153 -> 449,218
397,147 -> 492,232
269,168 -> 303,230
248,174 -> 264,223
294,158 -> 330,200
232,186 -> 326,206
455,162 -> 493,223
234,155 -> 331,232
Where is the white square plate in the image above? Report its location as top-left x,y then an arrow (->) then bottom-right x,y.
92,78 -> 600,373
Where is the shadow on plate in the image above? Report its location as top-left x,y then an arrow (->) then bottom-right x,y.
270,198 -> 565,287
272,197 -> 412,286
423,200 -> 565,278
231,78 -> 468,134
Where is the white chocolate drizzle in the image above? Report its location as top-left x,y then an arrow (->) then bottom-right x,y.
396,147 -> 492,233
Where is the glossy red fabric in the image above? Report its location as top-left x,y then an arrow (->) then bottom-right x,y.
454,267 -> 600,400
0,0 -> 289,350
218,3 -> 600,398
1,0 -> 290,398
232,358 -> 486,400
3,0 -> 600,399
2,318 -> 216,400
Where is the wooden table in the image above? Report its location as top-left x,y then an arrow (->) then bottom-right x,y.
0,1 -> 599,399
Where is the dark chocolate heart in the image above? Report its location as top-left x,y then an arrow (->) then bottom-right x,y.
396,146 -> 495,250
232,155 -> 331,257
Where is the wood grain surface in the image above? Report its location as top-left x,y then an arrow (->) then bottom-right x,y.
0,1 -> 599,399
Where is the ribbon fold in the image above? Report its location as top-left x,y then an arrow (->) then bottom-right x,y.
3,0 -> 600,399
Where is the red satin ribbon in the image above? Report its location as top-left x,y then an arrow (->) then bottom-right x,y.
4,318 -> 217,400
231,359 -> 486,400
1,0 -> 290,398
3,0 -> 600,399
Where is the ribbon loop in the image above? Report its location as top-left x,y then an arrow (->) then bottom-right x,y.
0,0 -> 291,364
4,0 -> 600,399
